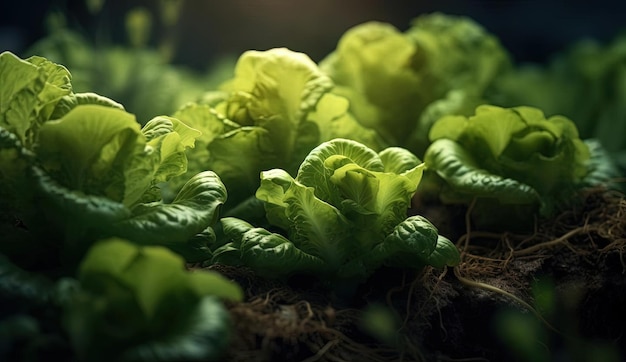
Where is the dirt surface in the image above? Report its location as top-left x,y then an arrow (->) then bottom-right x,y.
211,188 -> 626,361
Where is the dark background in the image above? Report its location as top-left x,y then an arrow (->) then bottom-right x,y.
1,0 -> 624,69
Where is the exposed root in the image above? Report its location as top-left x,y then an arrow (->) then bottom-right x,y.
453,265 -> 559,334
512,226 -> 591,256
451,188 -> 626,339
224,283 -> 407,362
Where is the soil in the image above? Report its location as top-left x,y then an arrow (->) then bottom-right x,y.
210,188 -> 626,362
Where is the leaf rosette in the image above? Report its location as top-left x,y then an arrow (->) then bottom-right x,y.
212,139 -> 460,283
169,48 -> 383,209
0,52 -> 226,268
424,104 -> 591,220
63,238 -> 242,362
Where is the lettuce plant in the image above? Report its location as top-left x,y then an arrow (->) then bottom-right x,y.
0,52 -> 226,268
490,33 -> 626,172
423,105 -> 592,222
169,47 -> 383,209
26,28 -> 212,123
0,51 -> 72,149
63,238 -> 242,362
212,139 -> 460,283
320,13 -> 510,154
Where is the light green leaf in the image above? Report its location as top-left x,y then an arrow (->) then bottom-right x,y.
25,55 -> 73,120
320,21 -> 426,145
173,103 -> 230,145
207,126 -> 275,206
296,138 -> 383,202
306,92 -> 383,152
37,105 -> 143,202
0,51 -> 72,147
222,47 -> 333,125
66,238 -> 240,361
379,147 -> 422,174
141,116 -> 201,183
320,14 -> 510,150
326,156 -> 424,239
283,182 -> 351,268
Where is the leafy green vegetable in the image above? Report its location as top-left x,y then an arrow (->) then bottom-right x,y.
63,238 -> 242,362
27,105 -> 224,263
489,33 -> 626,173
0,52 -> 227,268
26,29 -> 213,123
424,105 -> 591,218
0,51 -> 72,149
213,139 -> 459,282
170,47 -> 382,209
320,13 -> 510,154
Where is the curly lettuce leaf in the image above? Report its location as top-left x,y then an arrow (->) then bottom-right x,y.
64,238 -> 241,362
0,51 -> 72,148
325,154 -> 425,244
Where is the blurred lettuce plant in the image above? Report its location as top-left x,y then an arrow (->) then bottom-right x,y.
64,238 -> 242,362
320,12 -> 511,155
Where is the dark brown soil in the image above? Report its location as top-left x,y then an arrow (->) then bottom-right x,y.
210,188 -> 626,362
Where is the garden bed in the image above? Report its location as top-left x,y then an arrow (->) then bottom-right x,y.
215,188 -> 626,361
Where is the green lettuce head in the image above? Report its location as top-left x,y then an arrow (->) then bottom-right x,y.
30,105 -> 225,264
0,52 -> 227,268
490,33 -> 626,173
212,139 -> 460,285
64,238 -> 242,362
170,48 -> 382,210
320,13 -> 510,153
0,51 -> 72,149
424,105 -> 591,223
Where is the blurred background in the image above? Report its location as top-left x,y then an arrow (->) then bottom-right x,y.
1,0 -> 625,69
